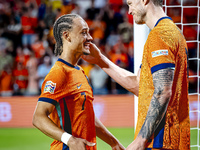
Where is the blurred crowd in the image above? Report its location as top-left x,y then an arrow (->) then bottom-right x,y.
0,0 -> 198,96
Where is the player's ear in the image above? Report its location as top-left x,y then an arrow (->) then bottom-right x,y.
143,0 -> 150,5
63,31 -> 71,42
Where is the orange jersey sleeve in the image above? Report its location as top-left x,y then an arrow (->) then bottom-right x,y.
39,64 -> 68,103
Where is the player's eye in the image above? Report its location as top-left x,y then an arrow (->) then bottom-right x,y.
82,31 -> 87,35
127,1 -> 132,6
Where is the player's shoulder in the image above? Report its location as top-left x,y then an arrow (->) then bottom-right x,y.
152,19 -> 178,36
148,20 -> 181,45
42,62 -> 69,93
45,61 -> 68,82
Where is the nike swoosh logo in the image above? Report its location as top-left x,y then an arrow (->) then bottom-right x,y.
77,84 -> 82,89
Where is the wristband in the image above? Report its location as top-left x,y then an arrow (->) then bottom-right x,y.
61,132 -> 72,145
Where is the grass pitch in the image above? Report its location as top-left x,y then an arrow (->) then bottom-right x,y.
0,128 -> 134,150
0,128 -> 197,150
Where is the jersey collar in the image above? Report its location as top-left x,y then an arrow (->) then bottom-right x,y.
58,58 -> 80,70
154,16 -> 172,27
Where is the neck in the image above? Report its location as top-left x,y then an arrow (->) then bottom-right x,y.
145,4 -> 167,29
59,47 -> 81,66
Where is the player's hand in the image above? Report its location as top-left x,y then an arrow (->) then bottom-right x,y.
81,42 -> 102,65
112,142 -> 125,150
67,136 -> 96,150
126,140 -> 145,150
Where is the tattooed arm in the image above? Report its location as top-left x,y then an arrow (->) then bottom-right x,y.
126,68 -> 174,150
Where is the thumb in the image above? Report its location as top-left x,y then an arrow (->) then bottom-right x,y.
83,140 -> 96,147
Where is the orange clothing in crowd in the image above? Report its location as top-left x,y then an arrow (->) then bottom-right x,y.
91,21 -> 106,40
31,41 -> 45,58
110,53 -> 129,67
15,55 -> 30,66
13,68 -> 28,89
0,71 -> 13,92
21,16 -> 38,34
61,4 -> 74,15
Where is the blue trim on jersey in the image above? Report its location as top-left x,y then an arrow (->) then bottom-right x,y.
146,148 -> 152,150
58,58 -> 80,70
85,75 -> 92,88
63,143 -> 69,150
154,16 -> 172,27
38,97 -> 57,106
153,114 -> 166,148
153,127 -> 164,148
81,92 -> 86,95
151,63 -> 175,74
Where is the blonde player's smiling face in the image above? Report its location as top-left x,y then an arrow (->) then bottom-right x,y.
127,0 -> 146,24
70,17 -> 93,55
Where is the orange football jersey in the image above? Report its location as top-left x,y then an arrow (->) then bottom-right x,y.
135,17 -> 190,149
38,58 -> 96,150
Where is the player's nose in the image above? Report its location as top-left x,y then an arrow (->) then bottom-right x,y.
128,8 -> 133,15
87,33 -> 93,41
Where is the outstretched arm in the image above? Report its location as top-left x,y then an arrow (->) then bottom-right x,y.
82,43 -> 139,96
95,116 -> 125,150
126,68 -> 174,150
32,102 -> 95,150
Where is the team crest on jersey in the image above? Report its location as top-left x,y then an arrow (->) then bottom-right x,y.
152,50 -> 168,58
44,81 -> 56,94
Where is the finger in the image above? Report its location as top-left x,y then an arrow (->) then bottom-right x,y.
81,55 -> 86,59
89,42 -> 95,46
83,140 -> 96,147
89,42 -> 98,50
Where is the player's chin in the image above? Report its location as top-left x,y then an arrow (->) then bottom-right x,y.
83,49 -> 90,55
134,16 -> 145,25
135,19 -> 145,25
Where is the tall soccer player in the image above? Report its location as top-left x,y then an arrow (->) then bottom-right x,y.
32,14 -> 125,150
82,0 -> 190,149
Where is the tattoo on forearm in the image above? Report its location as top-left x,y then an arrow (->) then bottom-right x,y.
138,69 -> 174,140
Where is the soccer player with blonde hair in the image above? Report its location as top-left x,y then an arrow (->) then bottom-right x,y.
83,0 -> 190,149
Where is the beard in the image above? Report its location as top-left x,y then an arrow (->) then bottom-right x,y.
134,10 -> 146,25
135,19 -> 145,24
